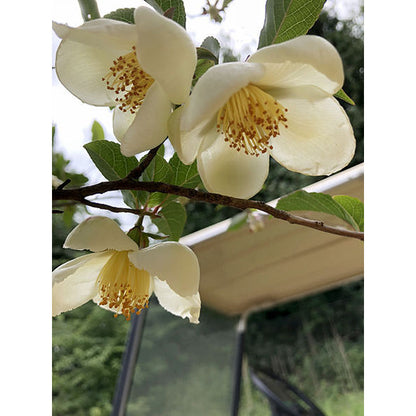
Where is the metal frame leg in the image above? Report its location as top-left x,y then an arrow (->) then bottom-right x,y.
111,308 -> 148,416
231,315 -> 247,416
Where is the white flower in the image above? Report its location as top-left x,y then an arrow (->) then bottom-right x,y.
168,35 -> 356,199
52,216 -> 201,323
53,6 -> 196,156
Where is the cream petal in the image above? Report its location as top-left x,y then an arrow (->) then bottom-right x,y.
52,252 -> 111,316
197,135 -> 270,199
249,35 -> 344,94
268,86 -> 355,176
53,20 -> 137,55
134,6 -> 196,104
153,277 -> 201,324
113,107 -> 136,142
180,62 -> 265,132
64,216 -> 138,252
53,21 -> 137,106
128,242 -> 200,297
119,82 -> 171,156
168,106 -> 214,165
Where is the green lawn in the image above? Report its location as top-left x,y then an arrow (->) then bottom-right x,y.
239,388 -> 364,416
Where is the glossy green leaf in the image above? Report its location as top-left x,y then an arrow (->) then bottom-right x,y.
91,120 -> 105,141
333,195 -> 364,232
144,0 -> 186,28
153,201 -> 187,241
276,190 -> 360,231
103,8 -> 135,24
334,89 -> 356,105
84,140 -> 140,209
258,0 -> 325,48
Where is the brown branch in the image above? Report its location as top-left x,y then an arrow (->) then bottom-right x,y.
53,178 -> 364,241
78,198 -> 147,216
126,143 -> 163,180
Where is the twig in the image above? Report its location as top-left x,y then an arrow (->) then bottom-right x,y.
53,178 -> 364,241
126,144 -> 163,180
78,198 -> 158,217
56,179 -> 71,190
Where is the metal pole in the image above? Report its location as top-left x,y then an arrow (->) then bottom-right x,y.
111,308 -> 148,416
230,315 -> 247,416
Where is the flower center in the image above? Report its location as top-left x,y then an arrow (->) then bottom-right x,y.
102,46 -> 155,114
97,250 -> 150,320
216,84 -> 288,156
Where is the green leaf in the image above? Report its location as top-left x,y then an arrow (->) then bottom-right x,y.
334,89 -> 356,105
200,36 -> 220,62
144,0 -> 186,28
138,146 -> 174,207
91,120 -> 105,141
153,202 -> 187,241
193,59 -> 215,86
155,153 -> 202,204
333,195 -> 364,232
84,140 -> 140,209
258,0 -> 325,48
275,190 -> 360,231
103,8 -> 135,24
169,153 -> 201,189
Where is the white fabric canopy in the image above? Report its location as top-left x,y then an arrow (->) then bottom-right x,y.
181,163 -> 364,316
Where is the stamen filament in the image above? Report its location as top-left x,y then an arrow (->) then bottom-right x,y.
102,46 -> 155,115
217,84 -> 288,156
97,250 -> 150,320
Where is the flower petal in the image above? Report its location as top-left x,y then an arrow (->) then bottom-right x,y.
134,6 -> 197,104
249,35 -> 343,94
53,20 -> 137,53
64,216 -> 138,252
53,21 -> 137,106
119,82 -> 171,156
112,107 -> 136,142
268,86 -> 355,175
153,277 -> 201,324
197,135 -> 270,199
180,62 -> 265,132
52,251 -> 111,316
168,106 -> 214,165
128,242 -> 200,297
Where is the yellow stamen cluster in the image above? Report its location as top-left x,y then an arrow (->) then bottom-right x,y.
97,250 -> 150,321
102,46 -> 154,114
216,84 -> 288,156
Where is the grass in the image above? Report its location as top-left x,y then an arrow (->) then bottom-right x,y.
239,389 -> 363,416
320,390 -> 364,416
